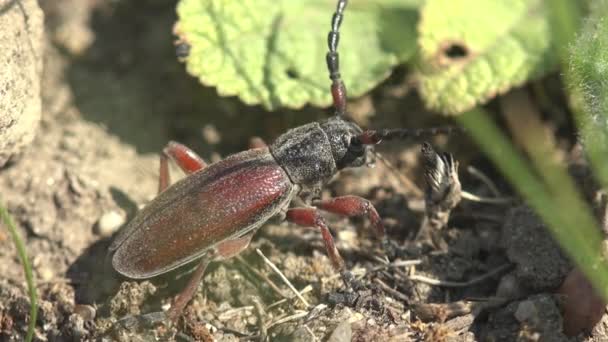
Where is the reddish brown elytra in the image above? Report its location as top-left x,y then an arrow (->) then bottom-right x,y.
109,0 -> 455,325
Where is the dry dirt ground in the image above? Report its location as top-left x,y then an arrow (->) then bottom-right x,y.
1,0 -> 608,341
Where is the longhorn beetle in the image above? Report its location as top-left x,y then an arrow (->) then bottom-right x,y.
109,0 -> 456,323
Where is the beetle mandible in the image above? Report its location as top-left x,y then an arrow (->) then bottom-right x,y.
109,0 -> 455,322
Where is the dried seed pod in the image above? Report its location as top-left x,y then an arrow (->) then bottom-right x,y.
417,142 -> 462,247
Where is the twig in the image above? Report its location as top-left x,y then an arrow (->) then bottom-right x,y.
251,296 -> 267,342
218,306 -> 254,321
304,325 -> 317,342
1,200 -> 37,342
387,259 -> 422,268
461,191 -> 513,204
407,263 -> 512,288
265,311 -> 309,330
371,259 -> 422,272
372,254 -> 389,265
451,212 -> 504,223
218,327 -> 253,338
256,249 -> 310,308
236,256 -> 287,299
324,266 -> 366,282
266,285 -> 314,311
466,165 -> 502,197
375,151 -> 424,197
305,304 -> 328,322
413,297 -> 509,322
374,278 -> 410,303
444,314 -> 476,333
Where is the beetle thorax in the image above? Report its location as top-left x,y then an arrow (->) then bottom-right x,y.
270,122 -> 337,189
269,117 -> 373,194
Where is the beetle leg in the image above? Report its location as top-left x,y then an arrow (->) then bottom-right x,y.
163,141 -> 208,174
249,136 -> 267,149
165,232 -> 255,321
113,257 -> 210,328
158,154 -> 171,193
159,141 -> 208,193
286,207 -> 364,289
286,208 -> 343,270
313,195 -> 385,239
112,235 -> 261,328
314,196 -> 395,259
165,257 -> 211,322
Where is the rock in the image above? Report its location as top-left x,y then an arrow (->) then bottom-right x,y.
66,314 -> 88,340
483,294 -> 569,341
327,319 -> 352,342
289,326 -> 316,342
502,206 -> 571,291
95,210 -> 126,237
496,272 -> 527,300
0,0 -> 44,167
73,304 -> 96,321
109,281 -> 156,317
514,300 -> 538,323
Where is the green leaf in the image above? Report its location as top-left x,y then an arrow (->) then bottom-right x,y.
175,0 -> 420,110
567,0 -> 608,190
415,0 -> 559,115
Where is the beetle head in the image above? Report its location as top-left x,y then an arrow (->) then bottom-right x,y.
320,116 -> 375,170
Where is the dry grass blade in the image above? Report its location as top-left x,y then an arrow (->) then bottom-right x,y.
256,248 -> 310,308
375,151 -> 423,197
266,285 -> 314,311
251,296 -> 268,342
265,311 -> 309,330
408,263 -> 512,287
236,255 -> 287,299
466,165 -> 502,196
374,278 -> 410,303
460,191 -> 513,204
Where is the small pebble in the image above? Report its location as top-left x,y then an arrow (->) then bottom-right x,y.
496,272 -> 526,299
202,124 -> 221,145
514,300 -> 537,323
327,320 -> 352,342
38,265 -> 55,282
348,313 -> 365,324
289,326 -> 315,342
94,210 -> 125,237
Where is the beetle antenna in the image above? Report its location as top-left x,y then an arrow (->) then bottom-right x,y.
354,126 -> 463,145
327,0 -> 348,116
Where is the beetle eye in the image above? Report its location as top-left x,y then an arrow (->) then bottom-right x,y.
349,136 -> 363,150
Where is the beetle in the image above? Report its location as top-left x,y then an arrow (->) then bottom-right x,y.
109,0 -> 455,323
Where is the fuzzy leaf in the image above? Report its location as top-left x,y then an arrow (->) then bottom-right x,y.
567,0 -> 608,185
415,0 -> 559,115
175,0 -> 420,110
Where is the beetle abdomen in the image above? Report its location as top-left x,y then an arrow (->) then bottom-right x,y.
112,149 -> 294,279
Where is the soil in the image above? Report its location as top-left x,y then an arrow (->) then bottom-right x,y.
1,1 -> 607,341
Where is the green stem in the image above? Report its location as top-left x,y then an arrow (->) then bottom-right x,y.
0,200 -> 37,341
458,108 -> 608,300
